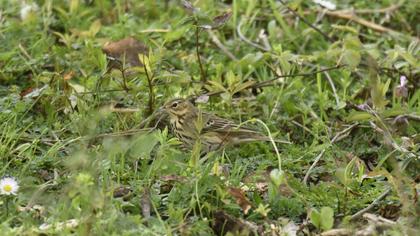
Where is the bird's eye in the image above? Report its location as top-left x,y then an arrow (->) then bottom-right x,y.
171,102 -> 179,108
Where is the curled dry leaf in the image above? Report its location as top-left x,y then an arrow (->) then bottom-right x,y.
20,87 -> 34,98
113,186 -> 131,197
181,0 -> 198,13
102,37 -> 148,70
228,187 -> 252,214
63,71 -> 75,81
20,85 -> 49,99
113,186 -> 132,200
212,11 -> 232,29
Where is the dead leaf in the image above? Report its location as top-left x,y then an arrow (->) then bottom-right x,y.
113,186 -> 132,201
378,203 -> 401,220
321,228 -> 352,236
102,37 -> 148,70
160,175 -> 188,193
39,219 -> 79,231
160,175 -> 187,182
63,71 -> 75,81
140,188 -> 151,219
18,204 -> 45,219
20,87 -> 34,98
21,85 -> 49,99
228,187 -> 252,214
212,11 -> 232,29
38,169 -> 54,182
212,210 -> 258,236
180,0 -> 198,13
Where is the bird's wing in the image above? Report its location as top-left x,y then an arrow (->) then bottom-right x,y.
202,113 -> 257,133
200,113 -> 291,144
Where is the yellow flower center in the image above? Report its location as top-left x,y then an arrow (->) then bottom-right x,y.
3,184 -> 12,192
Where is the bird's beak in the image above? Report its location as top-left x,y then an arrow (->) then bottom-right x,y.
156,107 -> 165,114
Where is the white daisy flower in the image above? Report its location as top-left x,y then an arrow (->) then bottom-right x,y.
0,177 -> 19,195
20,2 -> 39,21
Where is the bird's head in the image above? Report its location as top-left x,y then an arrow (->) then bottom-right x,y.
162,98 -> 196,118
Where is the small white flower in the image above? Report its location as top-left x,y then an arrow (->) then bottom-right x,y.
20,2 -> 39,20
0,177 -> 19,195
313,0 -> 336,10
400,76 -> 408,87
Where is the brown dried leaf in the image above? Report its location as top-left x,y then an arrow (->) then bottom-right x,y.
228,187 -> 252,214
212,210 -> 258,236
113,186 -> 132,200
160,175 -> 187,182
21,85 -> 48,99
212,11 -> 232,29
180,0 -> 198,13
63,71 -> 75,81
102,37 -> 148,69
20,87 -> 34,98
140,188 -> 151,219
38,169 -> 54,182
321,228 -> 353,236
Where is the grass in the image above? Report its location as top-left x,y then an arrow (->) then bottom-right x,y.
0,0 -> 419,235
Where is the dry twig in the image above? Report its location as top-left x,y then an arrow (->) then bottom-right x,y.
207,30 -> 238,61
278,0 -> 334,42
237,20 -> 270,52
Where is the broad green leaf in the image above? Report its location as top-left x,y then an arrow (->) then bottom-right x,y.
344,156 -> 357,186
270,168 -> 285,187
68,81 -> 87,93
335,168 -> 346,186
346,111 -> 373,121
310,209 -> 321,229
400,52 -> 418,67
331,25 -> 358,34
88,20 -> 102,37
341,49 -> 361,69
320,207 -> 334,230
129,133 -> 159,159
232,80 -> 255,94
344,35 -> 362,50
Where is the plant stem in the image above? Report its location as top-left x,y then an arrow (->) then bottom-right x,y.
121,68 -> 130,92
5,197 -> 9,217
195,24 -> 206,83
143,55 -> 155,115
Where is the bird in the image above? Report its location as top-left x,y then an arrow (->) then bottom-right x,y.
161,98 -> 287,153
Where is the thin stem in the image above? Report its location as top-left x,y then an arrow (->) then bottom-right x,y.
259,64 -> 345,89
5,197 -> 9,217
303,123 -> 359,185
195,24 -> 206,83
350,187 -> 392,220
121,68 -> 130,92
143,55 -> 155,115
278,0 -> 334,42
198,64 -> 344,99
239,119 -> 282,171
